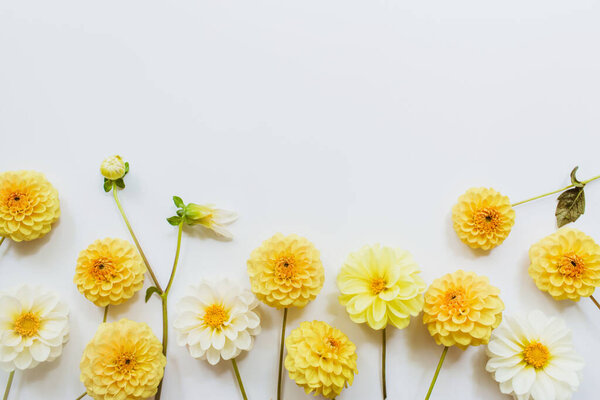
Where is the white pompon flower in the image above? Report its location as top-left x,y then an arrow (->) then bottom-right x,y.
486,310 -> 584,400
0,285 -> 69,372
173,279 -> 261,365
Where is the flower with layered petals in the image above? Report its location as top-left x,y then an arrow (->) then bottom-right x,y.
80,319 -> 166,400
0,170 -> 60,242
74,238 -> 146,307
100,155 -> 126,181
486,310 -> 584,400
452,187 -> 515,250
182,203 -> 238,239
285,321 -> 357,399
423,270 -> 504,349
173,279 -> 261,365
337,244 -> 426,330
247,233 -> 324,308
529,227 -> 600,301
0,285 -> 69,372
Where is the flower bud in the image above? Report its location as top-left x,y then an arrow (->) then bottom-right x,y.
100,155 -> 126,180
183,203 -> 213,226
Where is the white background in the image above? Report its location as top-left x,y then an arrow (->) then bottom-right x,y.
1,1 -> 600,399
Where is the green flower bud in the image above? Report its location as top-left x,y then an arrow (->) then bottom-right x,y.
100,155 -> 126,180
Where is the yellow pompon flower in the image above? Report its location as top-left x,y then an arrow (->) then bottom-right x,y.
452,187 -> 515,250
80,319 -> 166,400
337,244 -> 426,330
285,321 -> 357,399
247,233 -> 324,308
74,238 -> 146,307
100,155 -> 126,180
529,227 -> 600,301
423,270 -> 504,349
0,171 -> 60,242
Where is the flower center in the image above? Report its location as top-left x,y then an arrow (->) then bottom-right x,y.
370,278 -> 387,295
90,258 -> 116,282
115,352 -> 137,373
6,191 -> 29,213
275,257 -> 297,280
558,254 -> 585,278
523,342 -> 550,369
325,336 -> 340,349
203,304 -> 229,329
443,288 -> 467,314
473,207 -> 502,233
14,312 -> 41,337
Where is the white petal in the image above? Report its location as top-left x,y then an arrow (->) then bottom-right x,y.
234,330 -> 252,351
530,370 -> 555,400
13,350 -> 33,370
206,347 -> 221,365
494,363 -> 525,383
29,341 -> 50,362
512,367 -> 536,395
212,331 -> 226,350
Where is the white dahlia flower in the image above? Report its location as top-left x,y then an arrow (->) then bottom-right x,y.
0,285 -> 69,371
173,279 -> 261,365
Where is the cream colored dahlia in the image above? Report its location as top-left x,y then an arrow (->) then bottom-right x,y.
74,238 -> 146,307
0,285 -> 69,372
0,171 -> 60,242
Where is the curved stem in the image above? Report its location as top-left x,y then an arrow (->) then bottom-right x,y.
103,306 -> 109,323
425,346 -> 448,400
512,175 -> 600,207
382,328 -> 387,399
163,222 -> 184,297
75,392 -> 87,400
111,184 -> 163,293
590,295 -> 600,311
0,237 -> 5,248
231,358 -> 248,400
277,308 -> 288,400
3,371 -> 14,400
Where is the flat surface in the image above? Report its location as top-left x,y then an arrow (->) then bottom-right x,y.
1,1 -> 600,399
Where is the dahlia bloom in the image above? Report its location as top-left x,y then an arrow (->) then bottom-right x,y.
100,155 -> 127,181
173,279 -> 261,365
452,187 -> 515,250
0,170 -> 60,242
0,285 -> 69,372
182,203 -> 238,239
285,321 -> 357,399
486,310 -> 584,400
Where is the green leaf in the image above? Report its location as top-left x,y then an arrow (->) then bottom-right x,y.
124,162 -> 130,175
556,187 -> 586,227
167,216 -> 182,226
115,178 -> 125,189
103,179 -> 113,192
570,166 -> 584,188
145,286 -> 161,302
176,209 -> 184,217
173,196 -> 184,208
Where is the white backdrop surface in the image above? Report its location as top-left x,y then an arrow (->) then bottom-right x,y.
1,1 -> 600,399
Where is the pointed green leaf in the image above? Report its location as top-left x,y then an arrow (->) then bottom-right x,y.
103,179 -> 113,192
173,196 -> 184,208
124,162 -> 130,175
115,178 -> 125,189
556,187 -> 586,227
167,216 -> 182,226
570,166 -> 584,188
145,286 -> 161,302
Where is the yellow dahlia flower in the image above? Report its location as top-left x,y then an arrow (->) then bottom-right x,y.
337,244 -> 426,330
452,187 -> 515,250
74,238 -> 146,307
80,319 -> 166,400
423,270 -> 504,349
100,155 -> 126,181
529,227 -> 600,301
0,171 -> 60,242
247,233 -> 324,308
285,321 -> 357,399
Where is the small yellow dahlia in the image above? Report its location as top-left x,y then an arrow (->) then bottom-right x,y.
423,270 -> 504,349
285,321 -> 357,399
0,171 -> 60,242
337,244 -> 426,330
100,155 -> 126,180
452,187 -> 515,250
247,233 -> 324,308
80,319 -> 166,400
74,238 -> 146,307
529,227 -> 600,301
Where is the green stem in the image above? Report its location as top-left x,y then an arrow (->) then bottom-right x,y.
277,308 -> 288,400
111,183 -> 163,293
231,358 -> 248,400
382,328 -> 387,399
75,392 -> 87,400
3,371 -> 14,400
0,237 -> 5,248
103,306 -> 109,323
425,347 -> 448,400
591,295 -> 600,311
511,175 -> 600,207
163,222 -> 184,297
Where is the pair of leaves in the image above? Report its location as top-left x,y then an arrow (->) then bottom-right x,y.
102,162 -> 130,192
556,167 -> 586,227
166,196 -> 186,225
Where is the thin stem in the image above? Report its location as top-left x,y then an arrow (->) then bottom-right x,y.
163,222 -> 184,297
103,306 -> 109,323
277,308 -> 288,400
512,174 -> 600,207
3,371 -> 14,400
382,328 -> 387,399
111,183 -> 163,293
0,237 -> 5,248
231,358 -> 248,400
75,392 -> 87,400
591,295 -> 600,311
425,346 -> 448,400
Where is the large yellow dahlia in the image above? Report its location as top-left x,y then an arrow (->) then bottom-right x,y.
74,238 -> 146,307
529,227 -> 600,301
285,321 -> 357,399
0,171 -> 60,242
80,319 -> 166,400
337,244 -> 426,330
452,187 -> 515,250
247,233 -> 324,308
423,270 -> 504,349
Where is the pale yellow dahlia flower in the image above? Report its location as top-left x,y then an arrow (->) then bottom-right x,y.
423,270 -> 504,349
337,244 -> 426,330
80,319 -> 166,400
100,155 -> 126,181
452,187 -> 515,250
0,170 -> 60,242
529,227 -> 600,301
285,321 -> 357,399
247,233 -> 324,308
74,238 -> 146,307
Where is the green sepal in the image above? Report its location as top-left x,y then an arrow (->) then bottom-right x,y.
167,216 -> 182,226
145,286 -> 161,302
173,196 -> 185,209
115,178 -> 125,189
103,179 -> 113,192
176,209 -> 184,217
124,162 -> 130,176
